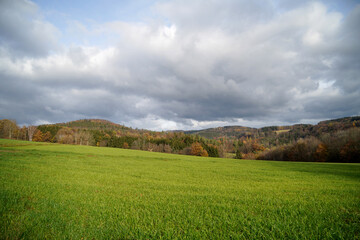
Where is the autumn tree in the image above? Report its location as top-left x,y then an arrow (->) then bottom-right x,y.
340,137 -> 360,163
32,130 -> 44,142
18,126 -> 28,140
42,131 -> 52,142
190,142 -> 208,157
74,130 -> 94,145
163,144 -> 172,153
56,127 -> 74,144
0,119 -> 19,139
315,143 -> 328,162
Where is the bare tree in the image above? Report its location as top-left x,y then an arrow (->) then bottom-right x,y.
74,130 -> 93,145
27,126 -> 37,141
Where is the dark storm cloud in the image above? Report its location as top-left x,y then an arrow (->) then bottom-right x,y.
0,0 -> 359,130
330,5 -> 360,94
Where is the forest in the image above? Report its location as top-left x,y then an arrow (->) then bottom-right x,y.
0,117 -> 359,162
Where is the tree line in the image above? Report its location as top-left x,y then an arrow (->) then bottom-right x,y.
256,128 -> 360,163
1,118 -> 359,162
0,119 -> 221,158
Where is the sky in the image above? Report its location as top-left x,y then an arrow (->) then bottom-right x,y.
0,0 -> 360,130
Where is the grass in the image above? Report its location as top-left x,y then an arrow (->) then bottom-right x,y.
275,129 -> 291,134
0,139 -> 359,239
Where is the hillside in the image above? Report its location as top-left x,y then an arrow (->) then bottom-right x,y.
37,119 -> 153,142
181,116 -> 360,162
50,119 -> 132,131
185,116 -> 360,141
185,126 -> 256,138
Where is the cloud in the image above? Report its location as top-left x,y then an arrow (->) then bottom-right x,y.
0,0 -> 359,130
0,0 -> 60,57
154,0 -> 275,32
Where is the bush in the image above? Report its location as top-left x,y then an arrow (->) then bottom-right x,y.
234,150 -> 243,159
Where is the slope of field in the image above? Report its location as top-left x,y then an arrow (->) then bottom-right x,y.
1,139 -> 359,239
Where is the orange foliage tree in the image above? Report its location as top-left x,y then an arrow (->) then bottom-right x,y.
32,130 -> 44,142
190,142 -> 208,157
42,131 -> 52,142
315,143 -> 328,162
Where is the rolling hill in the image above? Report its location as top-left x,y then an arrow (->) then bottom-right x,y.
49,119 -> 133,131
185,116 -> 360,140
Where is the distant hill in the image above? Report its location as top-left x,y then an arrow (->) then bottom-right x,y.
184,116 -> 360,141
185,126 -> 256,139
53,119 -> 131,131
34,116 -> 360,139
35,119 -> 155,144
1,116 -> 359,162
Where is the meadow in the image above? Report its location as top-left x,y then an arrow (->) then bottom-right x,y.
0,139 -> 359,239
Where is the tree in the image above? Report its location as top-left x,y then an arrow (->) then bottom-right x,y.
27,126 -> 37,141
0,119 -> 19,139
123,142 -> 129,149
56,127 -> 74,144
32,130 -> 44,142
340,140 -> 360,163
315,143 -> 328,162
234,150 -> 243,159
203,144 -> 219,157
74,130 -> 93,145
18,126 -> 28,140
42,131 -> 52,142
131,139 -> 142,150
163,144 -> 172,153
190,142 -> 208,157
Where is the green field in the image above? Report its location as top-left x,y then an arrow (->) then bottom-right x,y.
1,139 -> 359,239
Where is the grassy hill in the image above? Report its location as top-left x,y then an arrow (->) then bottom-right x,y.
1,139 -> 359,239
